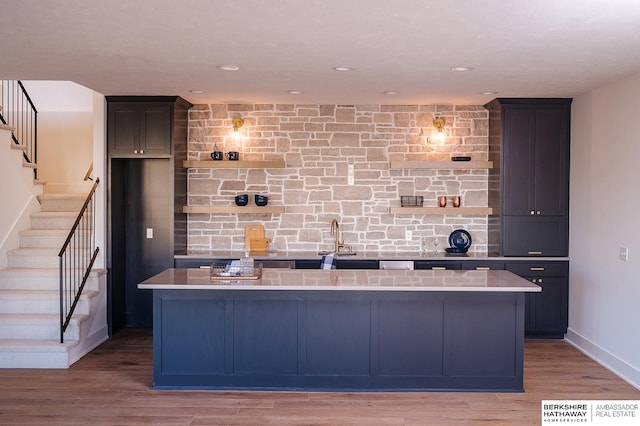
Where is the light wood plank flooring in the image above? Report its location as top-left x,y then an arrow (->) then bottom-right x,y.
0,328 -> 638,425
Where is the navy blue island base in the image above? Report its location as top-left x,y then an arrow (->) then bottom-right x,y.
139,268 -> 539,392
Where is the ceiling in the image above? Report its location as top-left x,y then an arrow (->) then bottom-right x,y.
2,0 -> 640,105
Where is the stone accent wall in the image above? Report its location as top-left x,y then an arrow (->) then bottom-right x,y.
187,104 -> 489,253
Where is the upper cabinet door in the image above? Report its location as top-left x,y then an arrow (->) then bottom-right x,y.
108,104 -> 140,155
107,103 -> 172,157
502,104 -> 570,217
139,105 -> 172,156
534,107 -> 569,216
502,107 -> 536,216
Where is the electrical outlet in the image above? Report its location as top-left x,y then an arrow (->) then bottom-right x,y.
146,228 -> 154,239
619,246 -> 629,261
347,163 -> 355,185
406,230 -> 412,240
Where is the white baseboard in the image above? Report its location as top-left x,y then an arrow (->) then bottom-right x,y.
565,328 -> 640,391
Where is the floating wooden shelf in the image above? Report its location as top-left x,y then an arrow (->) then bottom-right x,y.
183,160 -> 285,169
390,161 -> 493,170
389,207 -> 493,215
183,206 -> 285,214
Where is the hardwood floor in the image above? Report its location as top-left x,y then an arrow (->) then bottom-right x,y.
0,328 -> 638,425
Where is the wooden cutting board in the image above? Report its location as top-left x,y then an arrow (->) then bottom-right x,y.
249,237 -> 270,252
244,225 -> 265,249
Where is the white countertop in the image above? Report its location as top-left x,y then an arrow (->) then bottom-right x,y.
139,268 -> 541,292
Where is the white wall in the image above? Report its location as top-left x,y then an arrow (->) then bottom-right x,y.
92,93 -> 107,269
37,112 -> 93,192
21,81 -> 93,112
568,72 -> 640,390
0,126 -> 43,268
21,81 -> 94,193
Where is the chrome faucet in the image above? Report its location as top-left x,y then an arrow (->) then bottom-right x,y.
330,219 -> 352,253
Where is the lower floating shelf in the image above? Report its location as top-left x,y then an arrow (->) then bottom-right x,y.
183,206 -> 285,214
389,207 -> 493,215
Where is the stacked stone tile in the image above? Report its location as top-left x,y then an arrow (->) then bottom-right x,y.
187,104 -> 489,253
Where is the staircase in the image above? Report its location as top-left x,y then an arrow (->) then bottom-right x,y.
0,122 -> 108,368
0,192 -> 108,368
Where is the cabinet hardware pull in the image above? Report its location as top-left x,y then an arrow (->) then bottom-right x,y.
537,211 -> 541,215
539,278 -> 543,283
530,267 -> 545,271
528,251 -> 543,255
531,279 -> 537,283
134,150 -> 138,154
140,150 -> 144,154
432,267 -> 446,270
199,265 -> 210,269
530,210 -> 535,215
476,267 -> 490,270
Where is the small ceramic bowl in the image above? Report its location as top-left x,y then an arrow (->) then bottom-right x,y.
235,194 -> 249,206
254,194 -> 268,206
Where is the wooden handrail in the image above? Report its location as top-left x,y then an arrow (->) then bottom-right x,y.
83,162 -> 94,181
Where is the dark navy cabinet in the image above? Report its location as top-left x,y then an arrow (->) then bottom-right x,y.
459,261 -> 505,271
151,288 -> 526,391
505,261 -> 568,338
107,102 -> 173,157
336,259 -> 379,269
502,216 -> 568,257
415,260 -> 461,270
294,259 -> 321,269
107,96 -> 192,330
485,98 -> 571,257
174,258 -> 218,269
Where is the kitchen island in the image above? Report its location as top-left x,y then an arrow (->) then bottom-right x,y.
139,268 -> 540,391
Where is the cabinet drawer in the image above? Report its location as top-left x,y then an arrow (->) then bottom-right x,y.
505,261 -> 568,277
414,261 -> 461,270
295,260 -> 321,269
459,261 -> 504,271
336,260 -> 379,269
175,258 -> 216,268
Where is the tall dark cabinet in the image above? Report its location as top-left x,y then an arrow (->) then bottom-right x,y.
107,96 -> 192,330
485,98 -> 571,338
486,98 -> 571,257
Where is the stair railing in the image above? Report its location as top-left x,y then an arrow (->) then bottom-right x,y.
59,178 -> 100,343
0,80 -> 38,179
83,162 -> 94,181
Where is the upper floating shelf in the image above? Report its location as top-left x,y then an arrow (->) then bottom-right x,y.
389,161 -> 493,170
183,160 -> 286,169
389,207 -> 494,215
183,206 -> 285,214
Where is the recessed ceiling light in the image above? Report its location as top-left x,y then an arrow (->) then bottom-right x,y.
287,90 -> 304,95
481,91 -> 498,95
217,65 -> 240,71
383,91 -> 399,95
189,90 -> 206,94
332,66 -> 354,72
450,66 -> 474,72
